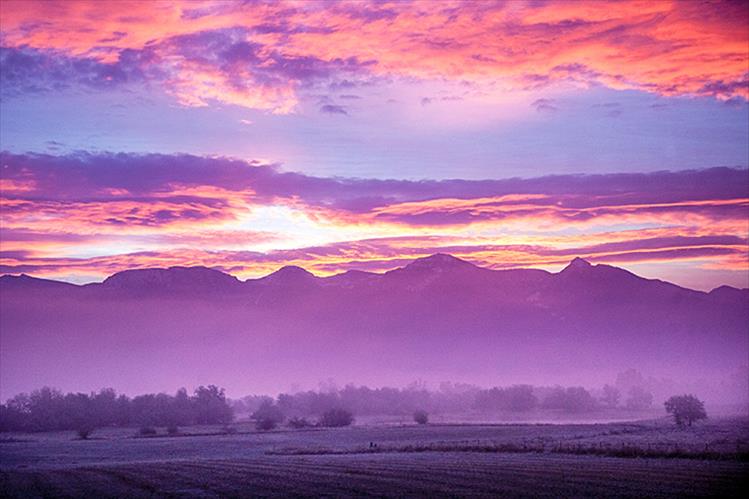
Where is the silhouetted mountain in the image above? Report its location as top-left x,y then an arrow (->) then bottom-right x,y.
709,285 -> 749,304
101,266 -> 241,295
256,265 -> 318,285
0,274 -> 78,295
0,273 -> 76,288
1,255 -> 747,397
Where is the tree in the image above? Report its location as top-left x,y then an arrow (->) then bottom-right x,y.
664,395 -> 707,427
413,410 -> 429,424
541,386 -> 596,412
63,392 -> 96,438
193,385 -> 233,425
474,385 -> 538,412
27,387 -> 65,431
319,408 -> 354,427
601,385 -> 620,409
171,388 -> 194,427
625,386 -> 653,410
252,401 -> 284,430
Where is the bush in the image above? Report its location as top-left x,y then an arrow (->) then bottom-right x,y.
255,418 -> 278,430
138,426 -> 157,436
413,410 -> 429,425
664,394 -> 707,427
76,426 -> 94,440
253,401 -> 284,431
319,408 -> 354,427
167,425 -> 179,435
222,425 -> 237,434
287,416 -> 313,429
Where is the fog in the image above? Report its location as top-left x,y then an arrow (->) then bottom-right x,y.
1,257 -> 747,411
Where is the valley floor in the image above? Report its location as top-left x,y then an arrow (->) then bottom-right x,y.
1,418 -> 747,498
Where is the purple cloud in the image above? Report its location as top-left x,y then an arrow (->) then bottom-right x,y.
0,27 -> 377,111
1,152 -> 747,228
320,104 -> 348,115
531,98 -> 558,113
0,46 -> 158,96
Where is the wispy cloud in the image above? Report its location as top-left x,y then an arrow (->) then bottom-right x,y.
319,104 -> 348,115
532,98 -> 558,113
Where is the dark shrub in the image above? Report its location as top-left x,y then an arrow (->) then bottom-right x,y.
664,394 -> 707,427
413,410 -> 429,424
255,418 -> 277,430
222,425 -> 237,434
138,426 -> 157,436
253,401 -> 284,431
319,408 -> 354,427
76,426 -> 94,440
167,425 -> 179,435
287,416 -> 312,429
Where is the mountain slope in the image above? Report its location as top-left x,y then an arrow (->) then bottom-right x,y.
1,256 -> 746,398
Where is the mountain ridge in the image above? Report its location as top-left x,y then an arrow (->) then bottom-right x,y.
1,254 -> 744,295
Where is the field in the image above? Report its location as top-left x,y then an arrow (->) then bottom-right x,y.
2,417 -> 747,498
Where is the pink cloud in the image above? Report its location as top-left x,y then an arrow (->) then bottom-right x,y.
1,0 -> 747,110
2,233 -> 746,286
1,151 -> 746,287
2,152 -> 747,230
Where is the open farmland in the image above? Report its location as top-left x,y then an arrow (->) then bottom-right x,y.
2,418 -> 747,498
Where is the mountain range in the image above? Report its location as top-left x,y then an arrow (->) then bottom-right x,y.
1,255 -> 747,398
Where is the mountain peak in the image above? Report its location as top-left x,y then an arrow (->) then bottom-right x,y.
102,266 -> 238,290
405,253 -> 475,271
261,265 -> 316,283
0,273 -> 78,289
562,257 -> 593,273
709,285 -> 749,302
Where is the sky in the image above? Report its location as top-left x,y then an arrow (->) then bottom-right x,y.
0,0 -> 747,291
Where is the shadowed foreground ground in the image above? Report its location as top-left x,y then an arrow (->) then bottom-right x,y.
2,453 -> 747,498
2,420 -> 747,497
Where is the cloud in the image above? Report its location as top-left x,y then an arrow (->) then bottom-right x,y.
2,231 -> 746,288
531,98 -> 558,113
319,104 -> 348,115
0,46 -> 157,96
0,152 -> 749,286
2,152 -> 747,230
0,25 -> 375,113
0,151 -> 745,284
1,152 -> 746,288
1,0 -> 746,110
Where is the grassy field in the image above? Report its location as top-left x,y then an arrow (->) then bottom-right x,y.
2,417 -> 747,497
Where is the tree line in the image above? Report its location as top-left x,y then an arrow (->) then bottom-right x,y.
3,381 -> 697,435
233,383 -> 656,419
0,385 -> 232,434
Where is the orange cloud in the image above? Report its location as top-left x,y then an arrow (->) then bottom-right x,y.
1,0 -> 746,111
1,151 -> 746,289
2,231 -> 746,290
